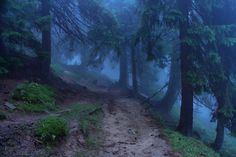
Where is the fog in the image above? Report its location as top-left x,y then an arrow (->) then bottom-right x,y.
1,0 -> 236,156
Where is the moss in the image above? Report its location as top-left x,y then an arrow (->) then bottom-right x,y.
149,107 -> 219,157
12,82 -> 56,112
161,128 -> 220,157
63,103 -> 102,136
34,117 -> 68,145
62,103 -> 102,147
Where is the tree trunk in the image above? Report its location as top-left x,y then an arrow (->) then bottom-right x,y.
0,0 -> 6,55
131,45 -> 138,94
213,113 -> 225,151
119,48 -> 129,88
41,0 -> 51,79
79,45 -> 90,69
211,82 -> 230,151
158,51 -> 180,112
231,118 -> 236,133
177,78 -> 194,136
176,0 -> 194,136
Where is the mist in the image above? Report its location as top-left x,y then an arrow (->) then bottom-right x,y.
0,0 -> 236,157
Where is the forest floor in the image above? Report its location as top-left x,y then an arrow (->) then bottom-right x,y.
0,69 -> 180,157
96,88 -> 180,157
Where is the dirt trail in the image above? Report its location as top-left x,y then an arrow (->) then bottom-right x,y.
0,76 -> 180,157
97,89 -> 180,157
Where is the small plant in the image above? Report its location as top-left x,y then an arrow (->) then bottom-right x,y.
34,117 -> 68,144
12,82 -> 56,112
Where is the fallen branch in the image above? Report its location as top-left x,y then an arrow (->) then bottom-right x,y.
141,83 -> 168,105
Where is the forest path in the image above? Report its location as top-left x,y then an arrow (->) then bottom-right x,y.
95,87 -> 180,157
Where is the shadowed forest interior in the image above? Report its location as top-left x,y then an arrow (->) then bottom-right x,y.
0,0 -> 236,157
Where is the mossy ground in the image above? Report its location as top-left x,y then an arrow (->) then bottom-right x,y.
148,106 -> 220,157
161,128 -> 220,157
34,116 -> 68,145
62,103 -> 102,151
12,82 -> 56,112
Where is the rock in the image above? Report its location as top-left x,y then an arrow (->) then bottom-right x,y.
4,102 -> 16,110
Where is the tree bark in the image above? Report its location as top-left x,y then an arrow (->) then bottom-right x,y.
0,0 -> 6,55
131,45 -> 138,94
213,113 -> 225,151
41,0 -> 51,79
158,51 -> 180,112
176,0 -> 194,136
211,81 -> 230,151
119,47 -> 129,88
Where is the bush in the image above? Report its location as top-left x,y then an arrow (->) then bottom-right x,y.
12,82 -> 56,112
34,117 -> 68,144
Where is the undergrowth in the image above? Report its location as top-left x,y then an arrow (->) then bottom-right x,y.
63,103 -> 102,147
148,106 -> 220,157
12,82 -> 56,112
161,128 -> 220,157
34,117 -> 68,145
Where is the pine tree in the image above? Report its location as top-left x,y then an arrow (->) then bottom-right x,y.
176,0 -> 194,136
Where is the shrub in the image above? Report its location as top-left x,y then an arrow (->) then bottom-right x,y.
34,117 -> 68,144
12,82 -> 56,112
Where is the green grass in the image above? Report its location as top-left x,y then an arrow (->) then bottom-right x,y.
161,128 -> 220,157
34,117 -> 68,145
148,106 -> 220,157
12,82 -> 56,112
63,103 -> 102,148
63,103 -> 102,136
164,104 -> 236,157
194,122 -> 236,157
